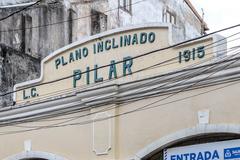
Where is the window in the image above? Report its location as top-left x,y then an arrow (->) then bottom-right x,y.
91,10 -> 107,35
119,0 -> 132,13
163,9 -> 176,25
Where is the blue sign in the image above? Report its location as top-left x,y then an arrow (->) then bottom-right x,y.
166,140 -> 240,160
224,147 -> 240,159
170,150 -> 220,160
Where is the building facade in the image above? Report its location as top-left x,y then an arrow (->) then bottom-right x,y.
1,1 -> 239,160
0,23 -> 238,160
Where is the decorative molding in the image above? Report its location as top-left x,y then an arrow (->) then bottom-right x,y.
92,111 -> 112,155
1,58 -> 240,123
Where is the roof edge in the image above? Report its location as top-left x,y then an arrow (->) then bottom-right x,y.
184,0 -> 209,31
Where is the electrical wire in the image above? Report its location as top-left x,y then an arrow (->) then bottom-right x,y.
0,0 -> 240,102
3,24 -> 240,100
0,17 -> 238,122
14,45 -> 228,104
0,53 -> 221,126
0,52 -> 240,135
3,48 -> 240,129
0,29 -> 239,131
2,31 -> 240,125
14,30 -> 240,105
0,0 -> 239,135
2,81 -> 239,135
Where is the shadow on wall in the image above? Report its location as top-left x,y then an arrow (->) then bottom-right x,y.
0,43 -> 40,107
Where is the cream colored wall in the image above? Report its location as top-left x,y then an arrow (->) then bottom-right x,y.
116,82 -> 240,159
2,81 -> 240,160
9,25 -> 229,160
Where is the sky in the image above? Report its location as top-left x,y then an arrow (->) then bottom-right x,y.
191,0 -> 240,49
191,0 -> 240,32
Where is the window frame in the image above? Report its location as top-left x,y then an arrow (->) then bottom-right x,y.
163,9 -> 177,25
119,0 -> 132,14
91,10 -> 108,35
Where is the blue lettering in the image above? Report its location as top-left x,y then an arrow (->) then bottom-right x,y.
123,56 -> 133,76
197,152 -> 203,160
69,52 -> 75,63
82,47 -> 88,57
108,60 -> 117,79
171,155 -> 177,160
190,153 -> 196,160
212,150 -> 219,160
148,32 -> 155,43
55,58 -> 61,69
61,56 -> 68,66
183,154 -> 190,160
31,88 -> 38,97
94,65 -> 103,83
170,151 -> 219,160
73,69 -> 81,88
204,151 -> 211,160
177,155 -> 183,160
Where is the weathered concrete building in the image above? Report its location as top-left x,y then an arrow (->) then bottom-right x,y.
0,44 -> 40,107
0,0 -> 208,59
1,1 -> 240,160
